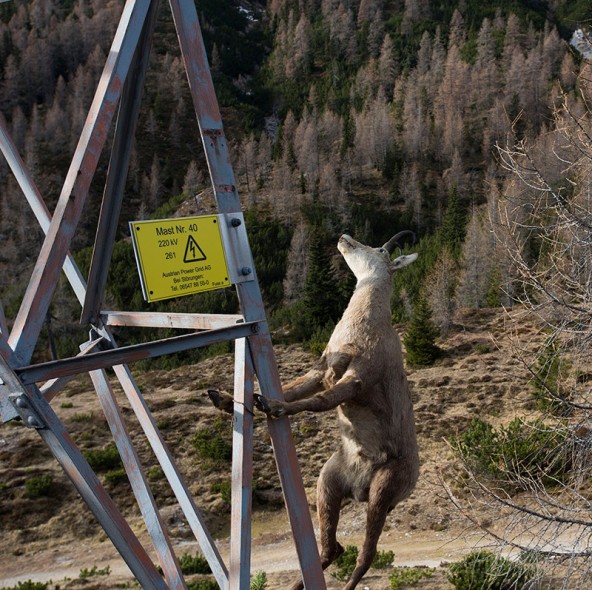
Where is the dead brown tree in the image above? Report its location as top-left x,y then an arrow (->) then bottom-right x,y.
450,64 -> 592,589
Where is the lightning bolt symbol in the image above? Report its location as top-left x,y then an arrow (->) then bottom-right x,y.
184,235 -> 205,263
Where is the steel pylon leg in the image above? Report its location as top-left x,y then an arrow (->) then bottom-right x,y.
0,0 -> 328,587
0,356 -> 167,590
168,0 -> 326,585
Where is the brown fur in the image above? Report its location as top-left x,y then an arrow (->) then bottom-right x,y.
211,233 -> 419,589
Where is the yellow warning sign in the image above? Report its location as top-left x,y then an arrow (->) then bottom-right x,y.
130,215 -> 231,302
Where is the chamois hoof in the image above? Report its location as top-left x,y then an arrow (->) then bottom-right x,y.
254,396 -> 288,417
207,389 -> 233,414
253,394 -> 271,414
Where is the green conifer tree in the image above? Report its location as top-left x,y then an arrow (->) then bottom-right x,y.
531,338 -> 570,414
439,187 -> 466,260
403,295 -> 442,367
304,228 -> 343,335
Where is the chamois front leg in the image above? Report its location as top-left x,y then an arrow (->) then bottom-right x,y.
257,372 -> 361,417
282,364 -> 326,402
208,360 -> 326,415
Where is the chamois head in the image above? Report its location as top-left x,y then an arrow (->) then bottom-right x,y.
338,231 -> 417,281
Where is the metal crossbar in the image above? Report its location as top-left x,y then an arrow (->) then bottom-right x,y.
0,0 -> 326,588
16,321 -> 259,385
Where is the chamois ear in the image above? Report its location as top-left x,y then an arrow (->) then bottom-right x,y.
390,252 -> 418,271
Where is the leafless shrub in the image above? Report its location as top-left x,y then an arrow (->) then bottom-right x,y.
451,64 -> 592,588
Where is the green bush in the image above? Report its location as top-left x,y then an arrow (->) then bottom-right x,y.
191,416 -> 232,464
475,343 -> 491,354
332,545 -> 358,581
156,418 -> 171,430
447,550 -> 534,590
250,570 -> 267,590
332,546 -> 395,581
83,444 -> 123,472
147,466 -> 165,481
104,468 -> 128,486
210,480 -> 232,505
178,553 -> 211,575
454,418 -> 500,479
24,474 -> 53,498
389,566 -> 434,589
71,412 -> 93,422
79,564 -> 111,578
454,417 -> 572,490
0,581 -> 48,590
372,549 -> 394,569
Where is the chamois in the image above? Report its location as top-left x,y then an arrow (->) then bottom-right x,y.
210,232 -> 419,590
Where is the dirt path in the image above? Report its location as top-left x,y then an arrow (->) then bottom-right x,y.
0,507 -> 486,588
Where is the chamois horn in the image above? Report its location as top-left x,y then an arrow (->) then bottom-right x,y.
382,230 -> 416,255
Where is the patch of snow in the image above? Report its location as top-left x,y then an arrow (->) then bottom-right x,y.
239,6 -> 257,22
570,28 -> 592,60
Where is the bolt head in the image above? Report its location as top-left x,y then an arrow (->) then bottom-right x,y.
27,416 -> 42,428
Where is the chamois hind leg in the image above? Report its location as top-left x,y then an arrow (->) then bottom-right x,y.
288,452 -> 347,590
344,462 -> 413,590
317,452 -> 347,567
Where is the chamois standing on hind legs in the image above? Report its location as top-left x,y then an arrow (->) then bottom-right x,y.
209,231 -> 419,590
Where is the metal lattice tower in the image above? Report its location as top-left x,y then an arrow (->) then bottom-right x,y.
0,1 -> 327,588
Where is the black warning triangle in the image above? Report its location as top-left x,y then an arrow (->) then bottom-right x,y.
183,235 -> 207,263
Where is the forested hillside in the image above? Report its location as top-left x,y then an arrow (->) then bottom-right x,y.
3,3 -> 592,588
0,0 -> 590,360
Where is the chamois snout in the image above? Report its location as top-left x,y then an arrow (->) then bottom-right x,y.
337,234 -> 358,253
338,234 -> 394,280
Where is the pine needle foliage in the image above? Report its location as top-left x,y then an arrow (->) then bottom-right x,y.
403,296 -> 441,367
454,417 -> 572,491
447,550 -> 535,590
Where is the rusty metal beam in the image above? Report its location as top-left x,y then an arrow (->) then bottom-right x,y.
247,330 -> 328,588
110,360 -> 229,587
102,310 -> 244,330
81,0 -> 160,325
168,0 -> 241,214
8,0 -> 153,366
0,115 -> 87,305
168,0 -> 327,585
229,338 -> 254,589
0,356 -> 167,590
16,321 -> 258,385
89,366 -> 187,589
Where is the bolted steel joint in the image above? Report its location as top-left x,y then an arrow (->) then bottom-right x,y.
9,394 -> 46,430
230,217 -> 242,227
240,267 -> 252,276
